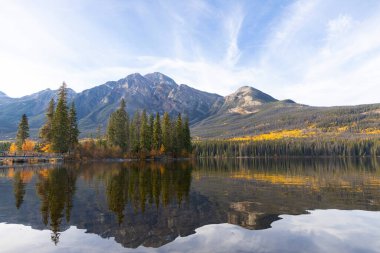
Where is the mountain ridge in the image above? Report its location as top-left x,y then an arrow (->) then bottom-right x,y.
0,72 -> 379,140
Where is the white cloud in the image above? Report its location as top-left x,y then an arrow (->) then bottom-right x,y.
268,0 -> 319,50
129,56 -> 257,95
0,0 -> 379,106
327,14 -> 353,39
223,5 -> 245,67
251,0 -> 380,106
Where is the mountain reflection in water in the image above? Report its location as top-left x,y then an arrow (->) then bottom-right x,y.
0,158 -> 379,251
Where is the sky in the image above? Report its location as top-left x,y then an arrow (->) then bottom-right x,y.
0,0 -> 379,106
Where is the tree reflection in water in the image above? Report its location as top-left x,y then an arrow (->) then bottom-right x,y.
35,166 -> 77,245
13,171 -> 26,209
106,163 -> 192,224
4,158 -> 379,249
28,162 -> 192,245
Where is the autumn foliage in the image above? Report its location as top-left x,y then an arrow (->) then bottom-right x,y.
9,143 -> 17,153
21,139 -> 35,151
41,143 -> 53,153
230,129 -> 315,141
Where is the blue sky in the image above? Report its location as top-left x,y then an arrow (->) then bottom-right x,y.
0,0 -> 379,106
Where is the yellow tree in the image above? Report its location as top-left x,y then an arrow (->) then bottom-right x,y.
22,140 -> 35,152
9,143 -> 17,153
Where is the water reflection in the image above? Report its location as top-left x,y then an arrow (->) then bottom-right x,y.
36,167 -> 77,244
2,210 -> 380,253
105,163 -> 192,224
194,158 -> 380,229
13,171 -> 26,209
0,158 -> 379,251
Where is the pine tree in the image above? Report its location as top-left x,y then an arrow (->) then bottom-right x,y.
183,116 -> 192,152
106,99 -> 128,151
39,99 -> 55,144
107,114 -> 116,143
170,119 -> 176,154
68,102 -> 79,151
139,110 -> 150,151
152,112 -> 162,150
175,113 -> 183,154
148,113 -> 154,150
125,113 -> 130,150
162,112 -> 171,153
130,111 -> 140,152
16,114 -> 29,150
51,83 -> 70,153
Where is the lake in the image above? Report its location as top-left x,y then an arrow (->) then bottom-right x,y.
0,158 -> 380,253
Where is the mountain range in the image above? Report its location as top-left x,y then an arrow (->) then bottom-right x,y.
0,72 -> 379,140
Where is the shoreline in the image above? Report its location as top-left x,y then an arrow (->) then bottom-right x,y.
1,155 -> 379,168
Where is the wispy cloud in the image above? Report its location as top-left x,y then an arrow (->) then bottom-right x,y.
0,0 -> 379,106
251,0 -> 380,105
223,5 -> 245,67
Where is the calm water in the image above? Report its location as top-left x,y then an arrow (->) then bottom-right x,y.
0,158 -> 380,253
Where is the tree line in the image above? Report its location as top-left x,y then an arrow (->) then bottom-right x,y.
194,138 -> 380,157
8,83 -> 192,158
78,99 -> 192,158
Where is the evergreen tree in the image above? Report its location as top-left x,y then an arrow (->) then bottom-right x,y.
170,119 -> 176,153
104,106 -> 193,157
39,99 -> 55,144
106,113 -> 117,146
96,124 -> 103,146
51,83 -> 70,153
68,102 -> 79,151
183,116 -> 192,152
130,111 -> 140,152
106,99 -> 128,151
152,112 -> 162,150
175,113 -> 184,153
139,110 -> 150,151
162,112 -> 171,152
16,114 -> 29,150
125,113 -> 130,150
148,113 -> 154,150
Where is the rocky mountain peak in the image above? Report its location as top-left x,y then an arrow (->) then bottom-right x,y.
127,72 -> 144,80
144,72 -> 178,88
0,91 -> 12,105
228,86 -> 277,103
221,86 -> 278,114
117,73 -> 152,90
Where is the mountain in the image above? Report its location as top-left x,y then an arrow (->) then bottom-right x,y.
217,86 -> 278,114
0,72 -> 379,140
73,72 -> 222,133
0,73 -> 222,139
191,92 -> 380,139
0,91 -> 12,105
0,88 -> 76,138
